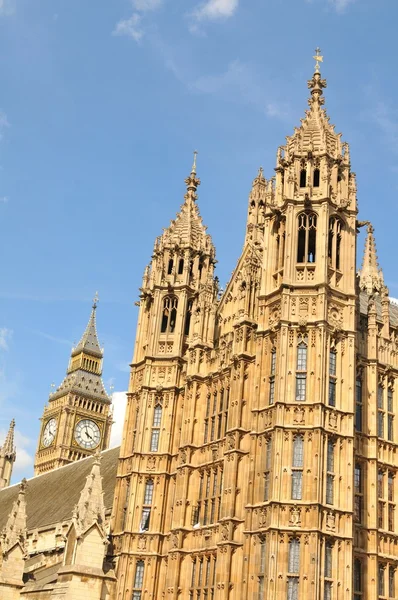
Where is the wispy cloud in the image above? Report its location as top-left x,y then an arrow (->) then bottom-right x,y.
113,0 -> 163,41
109,391 -> 128,448
31,329 -> 73,346
191,60 -> 291,119
0,0 -> 16,16
0,328 -> 12,351
329,0 -> 356,12
192,0 -> 239,21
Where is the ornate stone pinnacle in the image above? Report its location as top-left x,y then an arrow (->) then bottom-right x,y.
313,47 -> 323,73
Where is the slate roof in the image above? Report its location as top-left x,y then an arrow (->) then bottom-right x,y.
359,290 -> 398,327
72,304 -> 103,358
0,446 -> 120,532
52,369 -> 110,403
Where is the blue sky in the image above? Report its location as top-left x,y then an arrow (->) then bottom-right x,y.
0,0 -> 397,480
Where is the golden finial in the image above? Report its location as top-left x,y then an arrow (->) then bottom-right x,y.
192,150 -> 198,175
313,47 -> 323,73
93,291 -> 99,309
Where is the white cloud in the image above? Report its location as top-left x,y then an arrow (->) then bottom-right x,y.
113,13 -> 143,42
0,328 -> 12,351
0,0 -> 15,16
193,0 -> 239,20
132,0 -> 162,10
109,391 -> 128,448
192,60 -> 291,119
329,0 -> 356,12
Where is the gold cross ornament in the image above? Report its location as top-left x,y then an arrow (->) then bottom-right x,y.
313,47 -> 323,73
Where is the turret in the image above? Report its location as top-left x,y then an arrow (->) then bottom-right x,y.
358,223 -> 384,295
0,419 -> 16,490
0,479 -> 27,600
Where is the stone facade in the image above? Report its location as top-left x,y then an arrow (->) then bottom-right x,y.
1,58 -> 398,600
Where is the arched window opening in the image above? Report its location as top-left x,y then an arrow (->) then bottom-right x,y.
296,337 -> 308,402
161,297 -> 178,333
185,299 -> 193,336
167,258 -> 173,275
313,168 -> 320,187
198,257 -> 205,279
297,212 -> 317,263
251,200 -> 256,208
178,258 -> 184,274
292,435 -> 304,500
189,260 -> 194,277
300,169 -> 307,188
328,217 -> 343,270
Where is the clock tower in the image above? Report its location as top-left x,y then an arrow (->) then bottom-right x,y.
34,297 -> 112,475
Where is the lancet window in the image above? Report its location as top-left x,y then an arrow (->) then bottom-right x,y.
269,348 -> 276,405
388,385 -> 394,442
355,376 -> 363,432
185,299 -> 193,336
353,559 -> 362,600
388,471 -> 395,531
161,296 -> 178,333
328,217 -> 343,271
328,349 -> 337,407
378,470 -> 385,529
313,167 -> 320,187
324,541 -> 333,600
140,479 -> 154,532
258,537 -> 267,599
264,436 -> 272,501
295,337 -> 308,401
189,555 -> 217,600
167,258 -> 174,275
274,218 -> 286,273
287,538 -> 300,600
300,168 -> 307,188
326,439 -> 334,505
133,561 -> 145,600
204,388 -> 229,443
354,463 -> 363,524
178,258 -> 184,274
378,383 -> 385,438
121,476 -> 130,530
291,435 -> 304,500
193,468 -> 223,527
150,405 -> 162,452
297,212 -> 317,263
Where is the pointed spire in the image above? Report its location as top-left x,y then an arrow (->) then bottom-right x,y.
71,293 -> 103,358
72,451 -> 106,536
1,479 -> 27,553
359,223 -> 384,295
1,419 -> 16,460
185,150 -> 201,195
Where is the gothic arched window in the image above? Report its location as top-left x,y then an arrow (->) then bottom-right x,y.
167,258 -> 174,275
184,299 -> 193,336
150,405 -> 162,452
133,561 -> 145,599
292,435 -> 304,500
297,212 -> 317,263
296,337 -> 308,401
300,169 -> 307,187
313,168 -> 320,187
160,296 -> 178,333
178,258 -> 184,274
328,217 -> 343,270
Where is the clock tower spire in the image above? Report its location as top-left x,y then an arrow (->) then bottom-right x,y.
34,297 -> 112,475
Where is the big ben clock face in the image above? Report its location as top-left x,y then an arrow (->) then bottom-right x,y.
74,419 -> 101,449
42,418 -> 57,447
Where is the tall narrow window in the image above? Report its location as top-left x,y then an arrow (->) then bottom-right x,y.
264,436 -> 272,501
121,477 -> 130,530
378,470 -> 385,529
190,555 -> 216,599
355,377 -> 363,432
292,435 -> 304,500
269,348 -> 276,405
379,564 -> 385,597
161,296 -> 178,333
388,386 -> 394,441
329,349 -> 337,407
204,394 -> 211,443
354,464 -> 363,524
378,383 -> 385,438
178,258 -> 184,274
313,168 -> 320,187
388,471 -> 395,532
167,258 -> 173,275
296,338 -> 307,401
389,566 -> 396,599
208,388 -> 228,442
328,217 -> 343,270
326,439 -> 334,505
297,212 -> 317,263
184,299 -> 193,336
300,169 -> 307,188
140,479 -> 154,532
133,561 -> 145,600
258,538 -> 266,600
324,541 -> 333,600
287,539 -> 300,600
150,405 -> 162,452
353,559 -> 362,600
